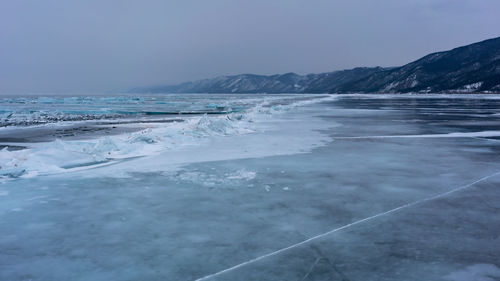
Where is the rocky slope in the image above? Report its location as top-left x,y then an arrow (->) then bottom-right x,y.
332,37 -> 500,93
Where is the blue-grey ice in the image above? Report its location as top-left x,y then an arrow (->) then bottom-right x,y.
1,94 -> 500,281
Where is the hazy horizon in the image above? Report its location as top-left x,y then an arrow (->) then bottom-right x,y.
1,0 -> 500,94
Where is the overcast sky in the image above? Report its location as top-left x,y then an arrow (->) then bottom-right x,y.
1,0 -> 499,94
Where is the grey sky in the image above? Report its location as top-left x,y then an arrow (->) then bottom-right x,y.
1,0 -> 499,94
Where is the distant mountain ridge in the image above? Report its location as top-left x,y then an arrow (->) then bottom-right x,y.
133,36 -> 500,94
132,67 -> 386,94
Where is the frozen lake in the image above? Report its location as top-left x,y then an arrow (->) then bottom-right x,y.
1,94 -> 500,280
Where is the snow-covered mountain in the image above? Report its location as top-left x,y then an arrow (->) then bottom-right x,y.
131,67 -> 386,94
133,36 -> 500,94
332,37 -> 500,93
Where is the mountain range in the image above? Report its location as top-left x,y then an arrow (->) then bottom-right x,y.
133,36 -> 500,94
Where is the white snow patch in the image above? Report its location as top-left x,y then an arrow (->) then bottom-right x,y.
226,170 -> 256,181
463,82 -> 483,91
334,131 -> 500,139
169,169 -> 256,188
383,82 -> 400,91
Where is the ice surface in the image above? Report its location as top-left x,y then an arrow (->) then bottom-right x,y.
1,94 -> 500,281
0,94 -> 336,179
444,264 -> 500,281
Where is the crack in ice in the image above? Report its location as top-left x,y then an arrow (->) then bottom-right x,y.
194,170 -> 500,281
301,258 -> 321,281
